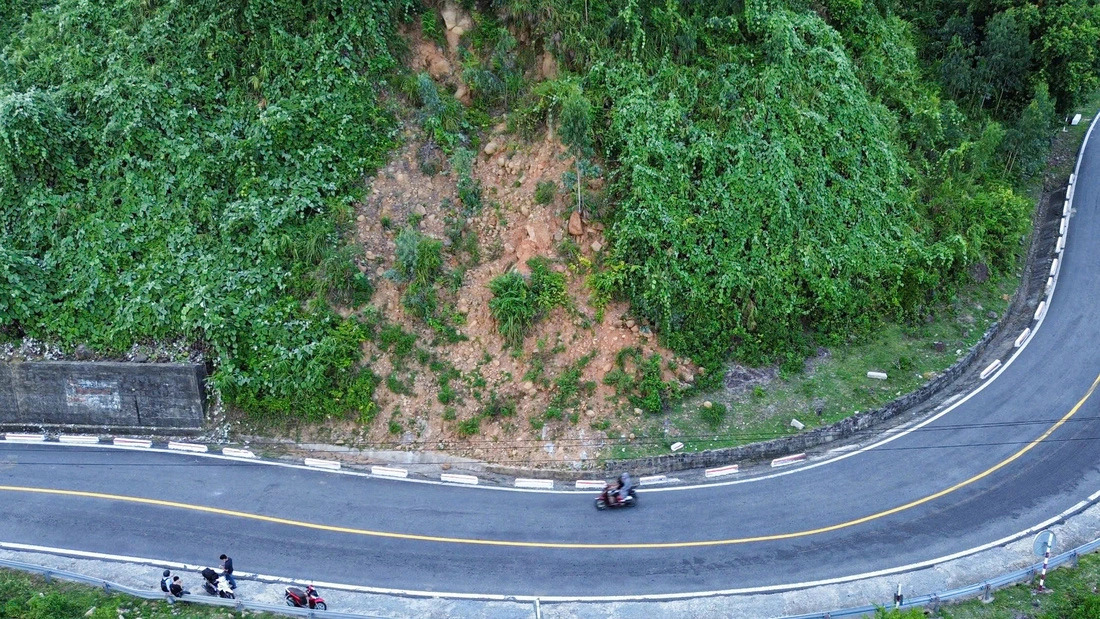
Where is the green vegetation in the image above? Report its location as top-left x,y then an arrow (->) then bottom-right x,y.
0,568 -> 278,619
0,0 -> 411,421
503,0 -> 1100,377
488,257 -> 569,347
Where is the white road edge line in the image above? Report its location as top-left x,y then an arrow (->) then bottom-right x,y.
3,483 -> 1097,602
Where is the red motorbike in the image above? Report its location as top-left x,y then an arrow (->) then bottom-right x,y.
285,584 -> 326,610
594,484 -> 637,510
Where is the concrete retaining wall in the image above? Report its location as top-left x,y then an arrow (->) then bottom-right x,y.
0,362 -> 205,432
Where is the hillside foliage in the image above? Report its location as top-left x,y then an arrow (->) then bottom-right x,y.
1,0 -> 1098,422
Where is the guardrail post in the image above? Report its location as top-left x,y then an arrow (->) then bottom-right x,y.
930,594 -> 940,613
894,583 -> 902,608
43,570 -> 51,584
981,583 -> 993,603
1071,551 -> 1080,567
534,597 -> 542,619
102,582 -> 111,593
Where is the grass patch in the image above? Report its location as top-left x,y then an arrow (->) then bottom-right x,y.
0,567 -> 280,619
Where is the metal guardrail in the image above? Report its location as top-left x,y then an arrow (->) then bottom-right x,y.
782,538 -> 1100,618
0,557 -> 386,619
4,539 -> 1100,619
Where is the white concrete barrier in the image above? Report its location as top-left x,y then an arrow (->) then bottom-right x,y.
441,473 -> 479,485
1034,301 -> 1046,322
1060,217 -> 1068,236
1070,172 -> 1077,185
979,360 -> 1002,380
867,371 -> 888,380
705,464 -> 739,478
1057,235 -> 1065,253
1067,185 -> 1074,201
3,433 -> 45,442
113,438 -> 152,449
371,466 -> 408,479
304,458 -> 341,471
790,419 -> 805,430
1046,276 -> 1055,292
670,442 -> 684,452
1064,200 -> 1071,217
575,479 -> 607,489
1050,258 -> 1060,277
221,447 -> 256,459
59,435 -> 100,444
167,441 -> 207,453
639,474 -> 669,485
771,453 -> 807,467
1015,328 -> 1031,348
515,478 -> 553,489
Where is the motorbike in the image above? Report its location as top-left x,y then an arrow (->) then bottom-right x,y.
285,584 -> 327,610
199,568 -> 235,599
594,483 -> 637,510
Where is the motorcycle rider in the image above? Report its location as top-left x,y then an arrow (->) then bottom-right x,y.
614,472 -> 632,504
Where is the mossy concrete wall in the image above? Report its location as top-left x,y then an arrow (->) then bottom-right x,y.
0,362 -> 205,433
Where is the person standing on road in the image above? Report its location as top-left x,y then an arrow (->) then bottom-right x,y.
219,554 -> 236,589
169,575 -> 188,597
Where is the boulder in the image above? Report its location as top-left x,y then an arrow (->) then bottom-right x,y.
568,210 -> 584,236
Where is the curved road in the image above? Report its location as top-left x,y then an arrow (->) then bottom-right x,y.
1,118 -> 1099,600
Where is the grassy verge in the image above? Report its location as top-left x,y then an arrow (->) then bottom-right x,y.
0,568 -> 282,619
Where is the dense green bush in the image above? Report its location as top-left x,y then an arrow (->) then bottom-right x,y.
0,0 -> 409,420
488,257 -> 568,347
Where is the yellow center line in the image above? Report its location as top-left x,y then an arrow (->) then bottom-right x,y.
3,372 -> 1098,550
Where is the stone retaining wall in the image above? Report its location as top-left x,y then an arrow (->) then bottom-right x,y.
0,362 -> 205,432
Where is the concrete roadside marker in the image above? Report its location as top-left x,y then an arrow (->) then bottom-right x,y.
1046,276 -> 1055,292
167,441 -> 207,453
790,419 -> 805,430
1057,235 -> 1066,253
1067,185 -> 1075,201
1015,328 -> 1031,348
221,447 -> 256,459
113,438 -> 152,449
3,433 -> 45,442
670,442 -> 684,452
515,478 -> 553,489
1060,217 -> 1068,236
1064,200 -> 1071,217
1072,114 -> 1083,126
639,474 -> 669,485
575,479 -> 607,489
704,464 -> 739,478
371,466 -> 408,479
1034,301 -> 1046,322
980,360 -> 1002,380
771,453 -> 807,468
1070,173 -> 1077,185
441,473 -> 479,485
59,435 -> 100,444
867,371 -> 888,380
304,458 -> 341,471
1051,258 -> 1060,277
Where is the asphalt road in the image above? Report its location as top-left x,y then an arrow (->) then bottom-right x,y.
1,119 -> 1099,599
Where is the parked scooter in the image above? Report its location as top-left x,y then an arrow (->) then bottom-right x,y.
285,584 -> 327,610
199,568 -> 235,599
594,483 -> 637,510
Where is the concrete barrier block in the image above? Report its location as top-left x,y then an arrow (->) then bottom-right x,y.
221,447 -> 256,459
113,437 -> 152,448
1034,301 -> 1046,322
441,473 -> 479,485
771,453 -> 807,467
670,442 -> 684,452
1046,276 -> 1055,292
867,371 -> 888,380
1050,258 -> 1060,277
639,474 -> 669,485
59,434 -> 100,444
575,479 -> 606,489
515,478 -> 553,489
304,458 -> 341,471
1064,200 -> 1071,217
1072,114 -> 1082,126
371,466 -> 408,479
4,433 -> 45,442
1060,217 -> 1068,236
705,464 -> 739,478
790,419 -> 805,430
1015,328 -> 1031,348
167,441 -> 207,453
979,360 -> 1002,380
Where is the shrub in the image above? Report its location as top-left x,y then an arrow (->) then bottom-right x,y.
534,181 -> 557,205
483,391 -> 516,417
700,402 -> 728,427
457,416 -> 480,437
488,271 -> 537,347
